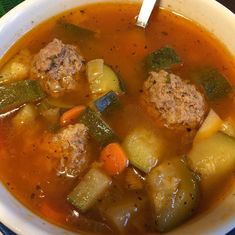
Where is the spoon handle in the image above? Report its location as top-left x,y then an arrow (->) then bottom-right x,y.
136,0 -> 158,28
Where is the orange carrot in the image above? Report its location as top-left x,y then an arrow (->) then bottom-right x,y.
40,202 -> 65,222
100,143 -> 128,176
60,105 -> 85,127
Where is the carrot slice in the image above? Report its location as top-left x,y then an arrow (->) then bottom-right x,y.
60,105 -> 85,127
100,143 -> 128,176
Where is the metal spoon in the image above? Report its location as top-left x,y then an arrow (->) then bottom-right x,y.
136,0 -> 158,28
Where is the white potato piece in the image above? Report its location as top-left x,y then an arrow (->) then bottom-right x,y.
194,109 -> 222,143
12,104 -> 38,127
0,49 -> 32,84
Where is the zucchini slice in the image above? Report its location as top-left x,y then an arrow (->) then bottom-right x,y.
192,68 -> 232,100
58,20 -> 96,38
68,168 -> 112,212
86,59 -> 123,97
78,107 -> 118,146
147,159 -> 199,232
94,91 -> 121,114
145,47 -> 181,71
0,80 -> 45,113
188,132 -> 235,181
122,127 -> 164,173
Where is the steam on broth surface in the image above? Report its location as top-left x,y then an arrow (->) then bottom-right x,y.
0,3 -> 235,234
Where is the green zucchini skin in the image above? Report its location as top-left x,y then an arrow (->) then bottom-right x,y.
0,80 -> 45,113
188,132 -> 235,181
78,107 -> 118,146
58,20 -> 96,38
147,159 -> 199,232
67,168 -> 112,212
123,127 -> 164,173
145,47 -> 181,71
192,68 -> 232,100
94,91 -> 121,114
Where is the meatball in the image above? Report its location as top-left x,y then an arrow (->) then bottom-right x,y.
31,38 -> 84,97
142,70 -> 207,129
53,123 -> 89,178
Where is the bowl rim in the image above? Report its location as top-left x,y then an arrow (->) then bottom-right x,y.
0,0 -> 235,235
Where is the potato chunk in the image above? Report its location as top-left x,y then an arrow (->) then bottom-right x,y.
0,49 -> 32,84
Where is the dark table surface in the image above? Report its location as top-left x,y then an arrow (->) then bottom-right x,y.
217,0 -> 235,12
0,0 -> 235,235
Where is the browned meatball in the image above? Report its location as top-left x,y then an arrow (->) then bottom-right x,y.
31,38 -> 84,97
52,123 -> 89,178
141,70 -> 207,129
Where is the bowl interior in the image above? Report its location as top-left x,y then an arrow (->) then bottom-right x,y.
0,0 -> 235,234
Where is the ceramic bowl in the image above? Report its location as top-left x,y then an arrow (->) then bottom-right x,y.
0,0 -> 235,234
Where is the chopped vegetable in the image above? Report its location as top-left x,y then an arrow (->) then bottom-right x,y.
125,168 -> 144,190
104,194 -> 146,232
0,49 -> 32,85
94,91 -> 121,114
0,80 -> 45,113
60,105 -> 86,127
67,168 -> 112,212
188,132 -> 235,181
147,159 -> 199,232
221,117 -> 235,138
145,47 -> 181,71
194,109 -> 222,142
78,107 -> 118,146
12,104 -> 38,127
100,143 -> 128,176
86,59 -> 123,97
101,65 -> 123,94
87,59 -> 104,78
192,68 -> 232,100
122,127 -> 164,173
58,20 -> 96,38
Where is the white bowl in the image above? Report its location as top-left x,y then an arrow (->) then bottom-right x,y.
0,0 -> 235,234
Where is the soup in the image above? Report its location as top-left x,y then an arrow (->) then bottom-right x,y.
1,2 -> 235,234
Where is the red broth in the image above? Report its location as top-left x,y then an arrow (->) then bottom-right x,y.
0,3 -> 235,234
